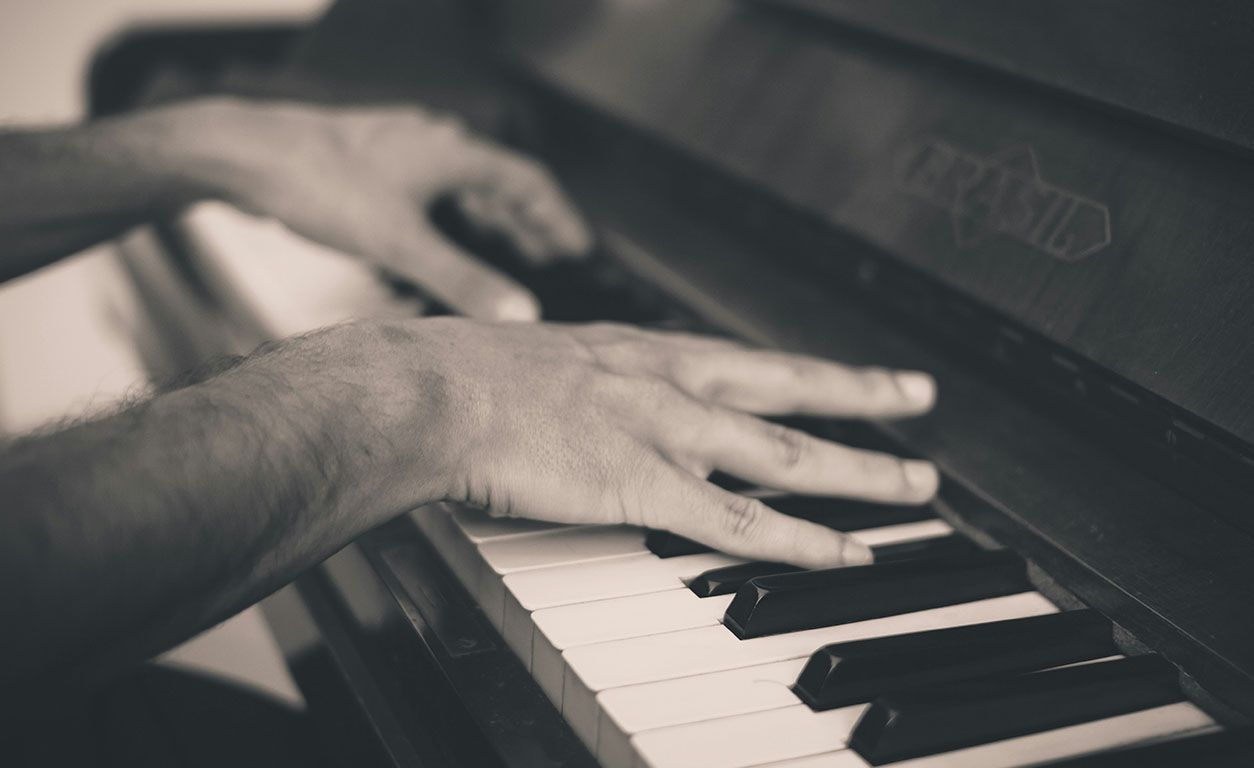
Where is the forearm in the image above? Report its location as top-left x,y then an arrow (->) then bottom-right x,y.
0,323 -> 447,697
0,99 -> 261,280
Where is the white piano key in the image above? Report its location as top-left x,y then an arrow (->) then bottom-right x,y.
529,519 -> 961,701
414,504 -> 650,629
506,551 -> 745,612
597,658 -> 808,768
752,702 -> 1216,768
448,505 -> 568,542
848,519 -> 952,547
502,551 -> 744,664
533,590 -> 736,704
631,702 -> 868,768
560,593 -> 1057,748
477,524 -> 647,573
413,504 -> 576,593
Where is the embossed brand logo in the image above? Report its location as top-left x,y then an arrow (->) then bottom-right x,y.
896,138 -> 1111,261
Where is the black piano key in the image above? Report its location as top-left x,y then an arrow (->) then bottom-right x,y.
1031,728 -> 1254,767
709,471 -> 757,492
793,609 -> 1114,711
647,495 -> 938,558
645,530 -> 710,558
723,549 -> 1028,639
689,534 -> 977,598
869,533 -> 976,563
849,655 -> 1183,765
688,562 -> 799,598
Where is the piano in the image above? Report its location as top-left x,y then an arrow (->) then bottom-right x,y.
106,0 -> 1254,765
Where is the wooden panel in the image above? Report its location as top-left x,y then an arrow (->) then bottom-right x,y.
501,0 -> 1254,452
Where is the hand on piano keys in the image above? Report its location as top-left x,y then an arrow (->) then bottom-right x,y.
174,96 -> 593,322
396,317 -> 938,571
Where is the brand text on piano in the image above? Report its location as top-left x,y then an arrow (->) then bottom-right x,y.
896,138 -> 1111,262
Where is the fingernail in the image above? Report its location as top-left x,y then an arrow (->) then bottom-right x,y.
844,538 -> 874,566
904,460 -> 940,495
894,371 -> 936,407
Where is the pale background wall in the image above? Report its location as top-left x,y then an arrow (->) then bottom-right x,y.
0,0 -> 332,708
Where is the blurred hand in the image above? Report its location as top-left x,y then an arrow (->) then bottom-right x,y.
350,319 -> 939,569
187,98 -> 592,321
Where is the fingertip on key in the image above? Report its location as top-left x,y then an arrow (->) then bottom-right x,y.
842,537 -> 875,567
798,529 -> 874,570
904,459 -> 940,500
894,371 -> 937,411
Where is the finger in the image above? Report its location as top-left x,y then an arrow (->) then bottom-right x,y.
666,345 -> 937,419
461,187 -> 557,264
677,410 -> 939,503
651,468 -> 873,569
392,223 -> 540,321
455,141 -> 593,257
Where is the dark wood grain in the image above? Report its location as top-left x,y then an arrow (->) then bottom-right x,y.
764,0 -> 1254,156
498,0 -> 1254,456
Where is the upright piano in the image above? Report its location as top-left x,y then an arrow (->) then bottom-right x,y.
113,0 -> 1254,765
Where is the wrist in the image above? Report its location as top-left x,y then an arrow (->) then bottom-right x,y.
278,320 -> 468,521
110,97 -> 277,215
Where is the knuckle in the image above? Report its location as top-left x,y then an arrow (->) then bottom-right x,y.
856,450 -> 907,485
721,495 -> 765,541
785,356 -> 814,383
769,424 -> 808,471
859,367 -> 895,402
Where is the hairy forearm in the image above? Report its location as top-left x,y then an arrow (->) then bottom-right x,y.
0,323 -> 447,700
0,98 -> 261,280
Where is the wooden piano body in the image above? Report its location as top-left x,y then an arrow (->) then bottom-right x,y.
108,0 -> 1254,765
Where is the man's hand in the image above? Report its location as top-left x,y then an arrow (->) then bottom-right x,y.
0,317 -> 935,693
179,98 -> 592,321
0,97 -> 589,296
360,319 -> 939,569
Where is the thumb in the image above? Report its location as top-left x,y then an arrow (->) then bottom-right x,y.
391,222 -> 541,322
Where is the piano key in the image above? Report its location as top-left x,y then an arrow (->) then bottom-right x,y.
632,701 -> 869,768
689,561 -> 800,598
598,612 -> 1106,765
412,504 -> 576,589
688,528 -> 965,598
793,610 -> 1115,711
646,529 -> 719,559
477,524 -> 647,573
647,496 -> 940,558
1029,728 -> 1254,767
411,505 -> 497,595
849,654 -> 1184,764
413,505 -> 649,629
501,551 -> 744,663
629,654 -> 1194,768
446,505 -> 567,542
506,551 -> 745,614
755,702 -> 1215,768
725,549 -> 1028,639
532,590 -> 736,704
596,658 -> 809,768
561,592 -> 1056,749
867,533 -> 975,563
521,520 -> 953,683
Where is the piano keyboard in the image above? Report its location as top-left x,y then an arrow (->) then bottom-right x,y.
411,500 -> 1222,768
